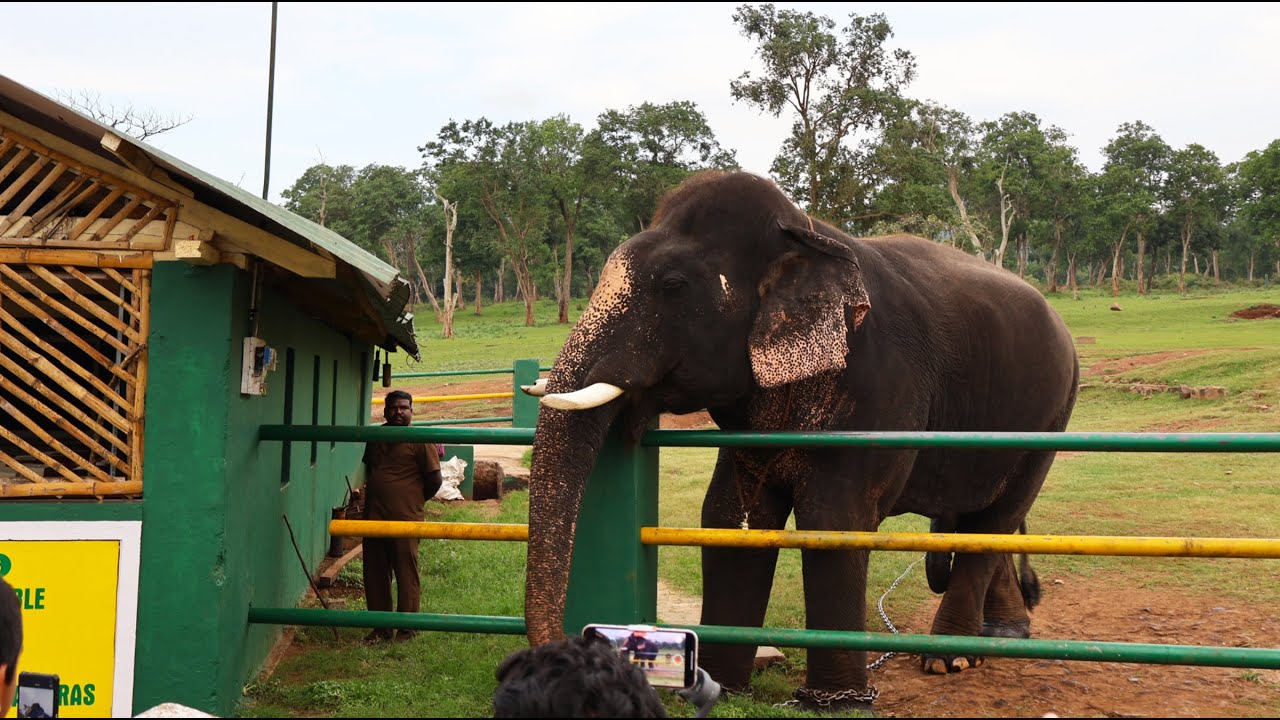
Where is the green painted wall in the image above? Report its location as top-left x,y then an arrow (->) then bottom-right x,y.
135,263 -> 372,715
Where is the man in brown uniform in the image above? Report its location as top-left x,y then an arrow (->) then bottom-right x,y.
362,389 -> 442,643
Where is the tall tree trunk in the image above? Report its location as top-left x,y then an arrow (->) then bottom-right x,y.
1212,249 -> 1220,283
1248,248 -> 1256,282
946,166 -> 986,259
1144,250 -> 1156,294
455,271 -> 466,311
1111,225 -> 1130,296
474,271 -> 484,315
494,259 -> 506,304
1016,234 -> 1027,278
1136,232 -> 1147,295
1192,254 -> 1200,276
1068,252 -> 1079,300
1164,249 -> 1172,275
556,196 -> 579,325
994,166 -> 1015,268
434,190 -> 459,338
1046,222 -> 1063,293
1178,216 -> 1193,294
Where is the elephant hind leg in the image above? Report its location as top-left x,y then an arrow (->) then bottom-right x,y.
1018,522 -> 1042,610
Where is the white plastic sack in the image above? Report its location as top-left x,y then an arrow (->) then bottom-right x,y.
434,456 -> 468,501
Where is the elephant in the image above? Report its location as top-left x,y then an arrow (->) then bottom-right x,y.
524,170 -> 1079,710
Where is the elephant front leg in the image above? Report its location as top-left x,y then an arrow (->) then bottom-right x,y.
797,545 -> 878,712
698,458 -> 790,690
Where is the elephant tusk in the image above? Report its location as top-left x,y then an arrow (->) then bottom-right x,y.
521,378 -> 549,396
540,382 -> 625,410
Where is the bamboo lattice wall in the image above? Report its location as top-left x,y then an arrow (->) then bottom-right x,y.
0,125 -> 164,498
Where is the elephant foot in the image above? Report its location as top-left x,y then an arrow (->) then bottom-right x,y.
981,619 -> 1032,639
920,654 -> 985,674
793,685 -> 879,715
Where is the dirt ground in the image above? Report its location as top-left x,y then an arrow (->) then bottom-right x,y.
380,375 -> 1280,718
652,574 -> 1280,719
1231,304 -> 1280,320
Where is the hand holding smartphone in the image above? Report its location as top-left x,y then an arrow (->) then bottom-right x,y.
16,672 -> 58,719
582,623 -> 699,689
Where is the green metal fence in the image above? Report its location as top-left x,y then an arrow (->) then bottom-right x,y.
253,423 -> 1280,670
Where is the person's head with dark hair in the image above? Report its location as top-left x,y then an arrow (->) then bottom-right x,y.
1,576 -> 23,718
382,390 -> 414,427
494,636 -> 668,718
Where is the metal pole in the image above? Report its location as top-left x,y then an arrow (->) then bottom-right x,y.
261,1 -> 278,200
248,608 -> 525,635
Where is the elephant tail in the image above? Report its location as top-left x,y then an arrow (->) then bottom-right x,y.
1018,521 -> 1042,610
925,517 -> 953,594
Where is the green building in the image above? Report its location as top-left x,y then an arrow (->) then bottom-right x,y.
0,75 -> 417,716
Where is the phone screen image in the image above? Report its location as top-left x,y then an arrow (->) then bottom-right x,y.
17,683 -> 56,719
584,625 -> 697,689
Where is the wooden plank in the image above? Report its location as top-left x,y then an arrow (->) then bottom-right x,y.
128,269 -> 151,484
0,451 -> 45,484
0,372 -> 128,474
0,147 -> 32,186
101,132 -> 156,176
101,266 -> 142,293
87,194 -> 145,243
5,174 -> 88,238
63,265 -> 131,312
0,422 -> 82,483
0,382 -> 113,482
0,267 -> 134,378
0,304 -> 132,409
28,264 -> 143,344
0,156 -> 48,207
316,544 -> 363,588
33,180 -> 102,241
0,480 -> 143,498
0,263 -> 131,355
184,200 -> 336,279
0,247 -> 152,268
0,331 -> 133,441
63,186 -> 126,241
0,162 -> 68,235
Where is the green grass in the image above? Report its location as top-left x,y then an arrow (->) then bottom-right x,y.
240,285 -> 1280,718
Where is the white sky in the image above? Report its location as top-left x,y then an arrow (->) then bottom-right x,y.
4,2 -> 1277,203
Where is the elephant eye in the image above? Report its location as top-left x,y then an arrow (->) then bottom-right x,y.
661,273 -> 688,293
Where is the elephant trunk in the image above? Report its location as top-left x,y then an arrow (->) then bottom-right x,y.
524,380 -> 623,645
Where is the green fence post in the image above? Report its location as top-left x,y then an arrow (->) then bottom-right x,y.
563,419 -> 659,635
511,358 -> 541,428
442,444 -> 475,499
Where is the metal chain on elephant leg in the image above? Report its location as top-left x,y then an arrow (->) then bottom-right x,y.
773,554 -> 922,708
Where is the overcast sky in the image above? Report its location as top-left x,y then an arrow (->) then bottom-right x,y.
4,2 -> 1277,203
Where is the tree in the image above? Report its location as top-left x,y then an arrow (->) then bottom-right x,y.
1164,144 -> 1226,292
1097,122 -> 1170,295
281,162 -> 356,232
869,100 -> 986,249
56,89 -> 193,140
730,4 -> 915,225
1236,139 -> 1280,281
422,119 -> 551,327
594,101 -> 737,233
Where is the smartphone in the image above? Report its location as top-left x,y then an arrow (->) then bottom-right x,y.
16,672 -> 58,719
583,623 -> 699,689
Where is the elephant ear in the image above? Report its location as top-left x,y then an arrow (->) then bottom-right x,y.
748,220 -> 872,389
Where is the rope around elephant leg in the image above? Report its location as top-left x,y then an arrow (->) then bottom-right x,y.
773,553 -> 923,708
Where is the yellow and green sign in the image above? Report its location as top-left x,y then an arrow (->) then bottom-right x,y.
1,522 -> 140,718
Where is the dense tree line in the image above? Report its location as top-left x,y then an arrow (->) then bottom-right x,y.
281,3 -> 1280,335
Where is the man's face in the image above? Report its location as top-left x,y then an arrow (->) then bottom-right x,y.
384,397 -> 414,426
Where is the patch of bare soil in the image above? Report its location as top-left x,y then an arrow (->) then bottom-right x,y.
1231,304 -> 1280,320
658,574 -> 1280,718
1084,351 -> 1215,378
